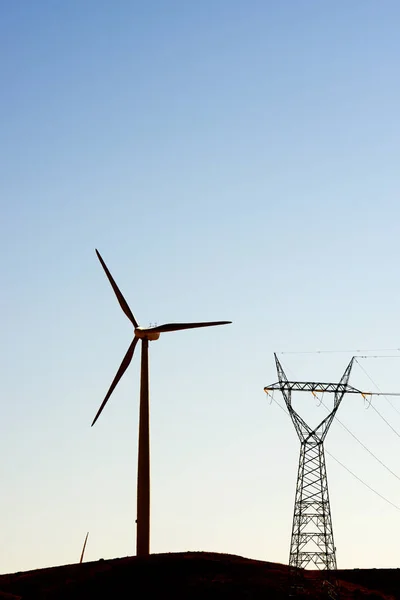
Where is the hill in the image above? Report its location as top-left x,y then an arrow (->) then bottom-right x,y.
0,552 -> 398,599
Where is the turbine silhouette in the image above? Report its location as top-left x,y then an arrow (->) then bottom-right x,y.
92,249 -> 231,556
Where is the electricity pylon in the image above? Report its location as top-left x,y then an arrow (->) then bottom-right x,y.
264,354 -> 357,573
264,354 -> 400,597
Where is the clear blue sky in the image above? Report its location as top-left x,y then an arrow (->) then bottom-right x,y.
1,0 -> 400,573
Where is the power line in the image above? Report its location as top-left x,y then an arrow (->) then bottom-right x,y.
319,399 -> 400,483
269,395 -> 400,512
357,355 -> 400,359
278,348 -> 400,355
354,358 -> 400,421
325,452 -> 400,512
369,403 -> 400,438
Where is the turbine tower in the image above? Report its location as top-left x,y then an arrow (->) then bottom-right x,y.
92,250 -> 231,557
264,354 -> 355,573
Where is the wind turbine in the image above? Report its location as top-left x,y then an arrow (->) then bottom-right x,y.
91,249 -> 231,557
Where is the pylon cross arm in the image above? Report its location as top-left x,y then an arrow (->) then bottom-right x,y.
264,381 -> 363,394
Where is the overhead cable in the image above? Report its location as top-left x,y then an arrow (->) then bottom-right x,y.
319,400 -> 400,483
278,348 -> 400,355
269,396 -> 400,512
354,358 -> 400,422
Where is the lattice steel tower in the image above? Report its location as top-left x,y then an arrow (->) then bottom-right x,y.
264,354 -> 355,572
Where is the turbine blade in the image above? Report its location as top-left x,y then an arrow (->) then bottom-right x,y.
95,249 -> 139,328
144,321 -> 232,333
91,336 -> 139,426
80,532 -> 89,564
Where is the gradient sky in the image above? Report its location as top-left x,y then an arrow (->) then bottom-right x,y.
1,0 -> 400,574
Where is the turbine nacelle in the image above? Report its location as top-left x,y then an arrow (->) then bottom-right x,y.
135,328 -> 161,341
